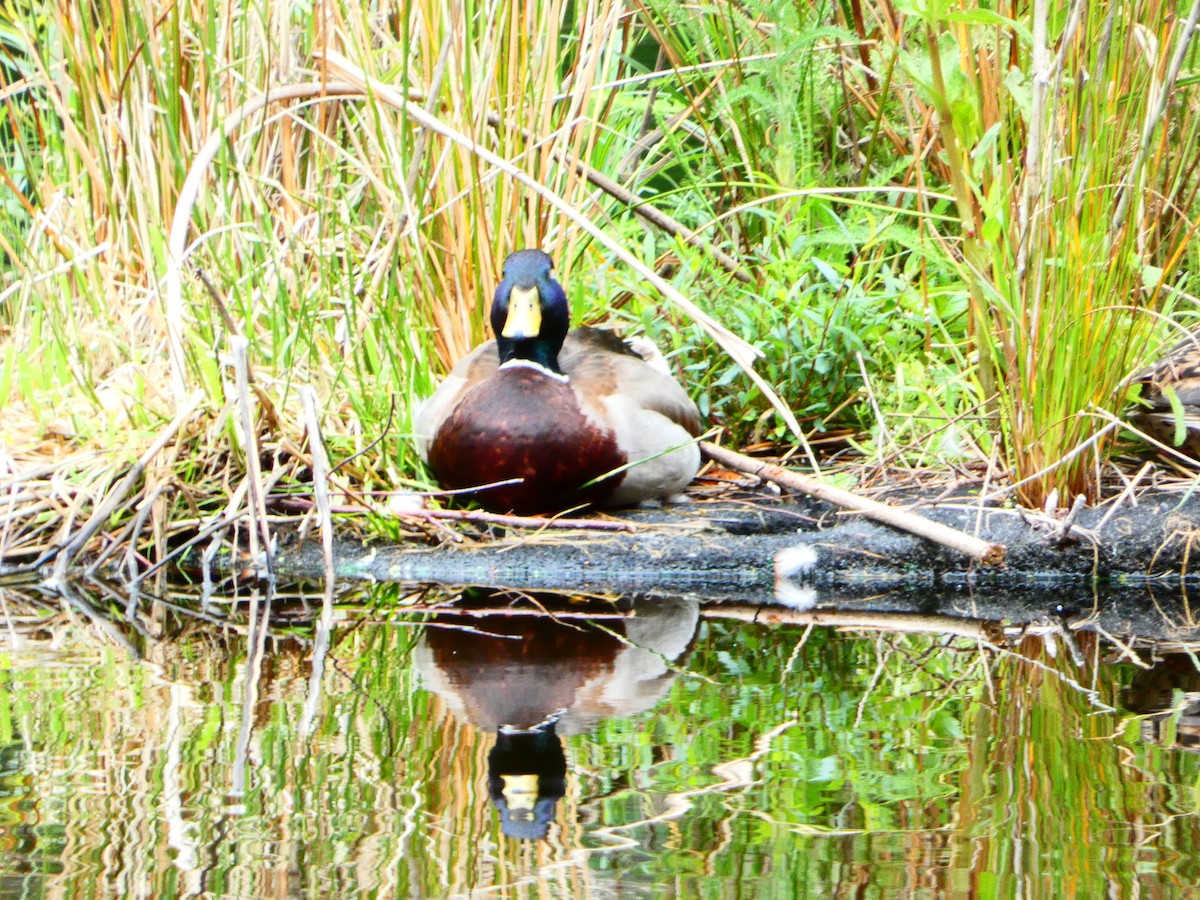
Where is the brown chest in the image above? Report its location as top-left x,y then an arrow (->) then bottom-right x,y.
428,368 -> 627,513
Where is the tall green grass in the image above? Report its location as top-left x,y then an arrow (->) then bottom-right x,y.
881,0 -> 1200,504
0,0 -> 698,558
3,0 -> 1200,562
624,0 -> 981,446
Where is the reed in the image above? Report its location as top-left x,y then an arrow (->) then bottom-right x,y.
5,0 -> 1200,572
874,0 -> 1200,505
0,0 -> 749,567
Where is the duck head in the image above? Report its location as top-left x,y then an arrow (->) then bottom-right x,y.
491,249 -> 571,374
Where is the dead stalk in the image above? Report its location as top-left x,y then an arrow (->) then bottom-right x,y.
232,337 -> 274,579
40,392 -> 205,588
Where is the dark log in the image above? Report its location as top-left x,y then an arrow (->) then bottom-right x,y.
268,493 -> 1200,596
175,491 -> 1200,642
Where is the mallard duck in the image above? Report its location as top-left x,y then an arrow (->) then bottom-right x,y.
1131,328 -> 1200,459
414,249 -> 702,513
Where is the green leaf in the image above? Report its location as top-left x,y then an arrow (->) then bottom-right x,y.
982,215 -> 1002,243
1141,265 -> 1164,292
1163,385 -> 1188,447
944,8 -> 1033,43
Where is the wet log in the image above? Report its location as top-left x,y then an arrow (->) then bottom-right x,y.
700,442 -> 1007,565
269,492 -> 1200,599
203,491 -> 1200,642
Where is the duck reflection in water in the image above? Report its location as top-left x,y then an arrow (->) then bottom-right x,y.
413,593 -> 699,840
1122,653 -> 1200,752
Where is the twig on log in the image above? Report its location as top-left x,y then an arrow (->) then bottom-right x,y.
394,605 -> 631,620
410,507 -> 637,533
701,442 -> 1007,565
1052,494 -> 1087,544
274,496 -> 638,533
1095,461 -> 1152,531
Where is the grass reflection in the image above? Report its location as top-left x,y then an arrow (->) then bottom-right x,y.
0,581 -> 1194,897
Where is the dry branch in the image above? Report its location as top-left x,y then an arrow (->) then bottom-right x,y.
40,392 -> 205,588
562,158 -> 752,283
701,441 -> 1007,565
275,496 -> 638,533
413,507 -> 637,532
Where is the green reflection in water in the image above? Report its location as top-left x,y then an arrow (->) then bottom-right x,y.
0,582 -> 1195,898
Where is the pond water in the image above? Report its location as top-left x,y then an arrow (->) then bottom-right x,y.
0,581 -> 1197,898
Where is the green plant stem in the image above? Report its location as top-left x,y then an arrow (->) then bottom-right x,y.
923,23 -> 997,408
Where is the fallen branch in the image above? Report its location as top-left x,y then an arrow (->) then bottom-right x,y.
396,605 -> 631,620
1053,494 -> 1088,544
414,507 -> 637,533
272,496 -> 639,533
701,442 -> 1007,566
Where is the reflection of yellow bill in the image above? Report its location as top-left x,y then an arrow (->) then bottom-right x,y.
500,773 -> 540,811
502,286 -> 541,338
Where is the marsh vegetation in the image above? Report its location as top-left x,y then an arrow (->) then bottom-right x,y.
4,4 -> 1200,890
3,1 -> 1200,574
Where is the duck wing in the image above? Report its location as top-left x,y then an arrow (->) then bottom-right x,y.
561,328 -> 702,436
1136,332 -> 1200,409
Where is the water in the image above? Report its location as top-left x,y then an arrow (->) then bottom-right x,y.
0,581 -> 1197,898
